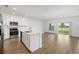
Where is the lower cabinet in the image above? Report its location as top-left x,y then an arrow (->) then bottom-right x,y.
22,32 -> 42,52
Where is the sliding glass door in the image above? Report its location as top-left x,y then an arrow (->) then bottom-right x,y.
58,22 -> 70,35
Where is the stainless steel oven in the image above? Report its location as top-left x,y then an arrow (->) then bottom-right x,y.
10,22 -> 18,38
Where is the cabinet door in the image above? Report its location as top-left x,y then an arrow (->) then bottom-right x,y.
30,34 -> 40,52
22,33 -> 30,50
26,35 -> 30,50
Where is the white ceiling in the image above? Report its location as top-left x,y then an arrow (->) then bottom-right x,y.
0,5 -> 79,20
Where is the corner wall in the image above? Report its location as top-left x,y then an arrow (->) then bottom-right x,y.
27,18 -> 43,33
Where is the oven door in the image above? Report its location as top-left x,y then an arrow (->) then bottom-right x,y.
10,28 -> 18,37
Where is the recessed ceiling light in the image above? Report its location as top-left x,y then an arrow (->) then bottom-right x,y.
13,8 -> 16,10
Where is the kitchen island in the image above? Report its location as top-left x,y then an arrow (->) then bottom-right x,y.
20,31 -> 42,53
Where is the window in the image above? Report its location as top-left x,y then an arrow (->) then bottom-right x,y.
49,23 -> 54,31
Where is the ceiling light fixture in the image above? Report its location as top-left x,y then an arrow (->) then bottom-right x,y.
13,8 -> 16,10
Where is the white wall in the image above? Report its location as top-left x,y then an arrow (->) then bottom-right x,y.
27,19 -> 43,33
44,16 -> 79,37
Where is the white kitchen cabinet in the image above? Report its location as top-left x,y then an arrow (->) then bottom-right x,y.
22,32 -> 42,52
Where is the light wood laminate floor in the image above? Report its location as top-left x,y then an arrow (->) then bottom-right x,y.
4,38 -> 30,54
4,33 -> 79,54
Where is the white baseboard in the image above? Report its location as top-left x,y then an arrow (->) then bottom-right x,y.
70,35 -> 79,37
